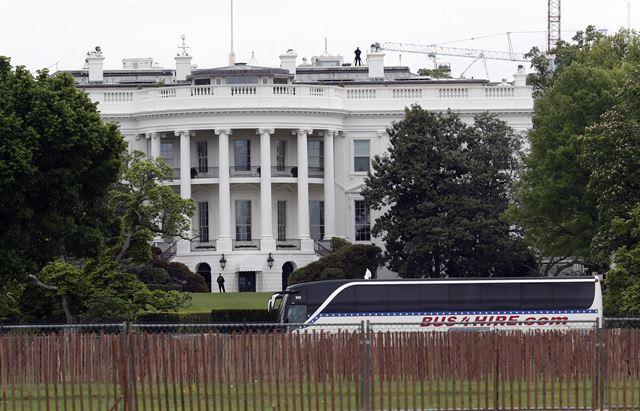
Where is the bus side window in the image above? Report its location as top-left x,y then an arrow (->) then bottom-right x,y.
324,287 -> 356,313
420,284 -> 448,311
482,283 -> 522,310
554,282 -> 594,309
448,283 -> 482,311
522,283 -> 554,310
389,285 -> 419,312
355,285 -> 388,312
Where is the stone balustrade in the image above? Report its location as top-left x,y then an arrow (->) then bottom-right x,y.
88,82 -> 532,115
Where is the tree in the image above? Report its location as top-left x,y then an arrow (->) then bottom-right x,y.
110,150 -> 195,263
525,26 -> 640,96
362,105 -> 531,278
600,205 -> 640,316
512,28 -> 640,273
581,66 -> 640,261
418,67 -> 452,79
0,57 -> 125,286
27,152 -> 196,322
30,258 -> 190,322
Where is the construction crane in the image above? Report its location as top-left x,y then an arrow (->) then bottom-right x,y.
548,0 -> 561,50
373,41 -> 529,79
374,41 -> 529,62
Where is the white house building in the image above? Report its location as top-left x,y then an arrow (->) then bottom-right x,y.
66,45 -> 533,292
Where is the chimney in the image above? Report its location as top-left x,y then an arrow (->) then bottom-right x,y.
280,49 -> 297,76
85,46 -> 105,82
513,64 -> 527,87
367,46 -> 385,79
175,55 -> 192,81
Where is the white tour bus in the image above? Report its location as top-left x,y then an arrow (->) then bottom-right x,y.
267,277 -> 603,331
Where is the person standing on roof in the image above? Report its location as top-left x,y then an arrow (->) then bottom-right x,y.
354,47 -> 362,66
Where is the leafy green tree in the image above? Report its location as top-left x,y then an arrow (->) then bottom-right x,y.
513,28 -> 640,273
110,151 -> 195,262
288,244 -> 381,285
525,26 -> 640,96
26,152 -> 196,322
601,205 -> 640,315
362,105 -> 531,278
511,64 -> 620,273
418,66 -> 452,79
581,67 -> 640,261
30,259 -> 190,323
0,57 -> 125,286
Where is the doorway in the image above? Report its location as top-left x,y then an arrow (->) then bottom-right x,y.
282,262 -> 295,291
238,271 -> 256,292
196,263 -> 212,292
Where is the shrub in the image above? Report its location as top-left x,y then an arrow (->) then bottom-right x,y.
210,309 -> 272,323
130,264 -> 172,285
289,244 -> 381,285
320,267 -> 345,280
330,237 -> 350,251
137,312 -> 212,323
166,262 -> 208,292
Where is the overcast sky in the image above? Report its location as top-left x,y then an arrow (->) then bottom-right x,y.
0,0 -> 637,81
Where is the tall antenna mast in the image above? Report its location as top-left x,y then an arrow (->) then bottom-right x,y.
228,0 -> 236,65
547,0 -> 561,51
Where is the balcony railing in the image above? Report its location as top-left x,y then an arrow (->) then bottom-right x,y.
276,239 -> 301,250
271,166 -> 298,177
308,167 -> 324,178
191,167 -> 219,178
233,240 -> 260,250
191,240 -> 217,251
230,166 -> 261,177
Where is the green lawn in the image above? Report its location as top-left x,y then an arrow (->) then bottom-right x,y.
179,292 -> 273,312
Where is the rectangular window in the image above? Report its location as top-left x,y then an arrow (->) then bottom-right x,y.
354,200 -> 371,241
234,140 -> 251,171
235,200 -> 252,241
277,201 -> 287,241
276,141 -> 286,172
198,201 -> 209,242
197,141 -> 208,173
308,140 -> 324,170
354,140 -> 370,172
310,200 -> 324,241
161,142 -> 174,166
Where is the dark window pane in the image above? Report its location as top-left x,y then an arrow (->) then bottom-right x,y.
324,287 -> 355,313
521,283 -> 555,310
482,283 -> 522,310
354,156 -> 369,172
448,284 -> 482,311
554,282 -> 594,309
420,284 -> 449,311
389,285 -> 420,312
355,285 -> 388,312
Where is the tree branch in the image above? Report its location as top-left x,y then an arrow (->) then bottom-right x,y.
27,274 -> 58,291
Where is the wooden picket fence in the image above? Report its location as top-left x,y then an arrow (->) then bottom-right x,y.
0,327 -> 639,410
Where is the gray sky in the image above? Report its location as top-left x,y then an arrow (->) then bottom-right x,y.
0,0 -> 637,81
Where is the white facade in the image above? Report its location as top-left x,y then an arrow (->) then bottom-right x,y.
68,47 -> 533,292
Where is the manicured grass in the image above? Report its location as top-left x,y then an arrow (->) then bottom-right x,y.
3,379 -> 628,411
179,292 -> 273,313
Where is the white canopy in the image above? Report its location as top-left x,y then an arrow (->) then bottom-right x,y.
236,256 -> 264,272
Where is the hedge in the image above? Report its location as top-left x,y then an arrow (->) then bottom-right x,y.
210,309 -> 272,323
288,243 -> 382,285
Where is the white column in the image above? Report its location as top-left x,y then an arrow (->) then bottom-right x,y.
215,129 -> 233,252
296,128 -> 314,251
323,130 -> 337,240
259,128 -> 276,250
148,132 -> 161,159
176,130 -> 192,254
